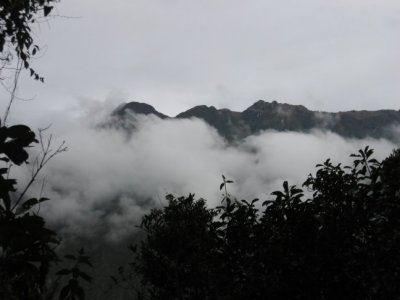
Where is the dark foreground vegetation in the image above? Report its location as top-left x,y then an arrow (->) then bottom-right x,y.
116,146 -> 400,300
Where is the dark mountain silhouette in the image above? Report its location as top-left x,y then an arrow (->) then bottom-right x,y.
112,102 -> 168,119
113,100 -> 400,141
175,105 -> 251,140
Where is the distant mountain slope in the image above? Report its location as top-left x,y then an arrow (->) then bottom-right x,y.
113,100 -> 400,141
175,105 -> 251,141
112,102 -> 168,119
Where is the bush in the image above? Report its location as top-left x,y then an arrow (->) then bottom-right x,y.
0,124 -> 59,299
129,147 -> 400,300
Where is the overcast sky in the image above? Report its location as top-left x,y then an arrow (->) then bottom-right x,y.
1,0 -> 400,125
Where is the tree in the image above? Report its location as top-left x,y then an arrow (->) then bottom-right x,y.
0,124 -> 62,299
125,194 -> 221,300
128,147 -> 400,300
0,2 -> 91,299
0,0 -> 58,81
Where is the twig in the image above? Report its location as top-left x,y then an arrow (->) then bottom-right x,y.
3,59 -> 23,125
11,128 -> 67,212
36,176 -> 47,214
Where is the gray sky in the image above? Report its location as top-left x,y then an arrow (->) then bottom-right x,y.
1,0 -> 400,124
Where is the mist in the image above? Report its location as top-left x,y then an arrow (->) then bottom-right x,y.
16,101 -> 397,242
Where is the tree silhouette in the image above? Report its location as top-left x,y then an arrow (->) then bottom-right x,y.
0,124 -> 61,299
0,2 -> 95,299
0,0 -> 58,80
127,147 -> 400,300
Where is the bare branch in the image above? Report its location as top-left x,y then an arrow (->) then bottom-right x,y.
2,59 -> 23,125
35,176 -> 47,214
11,127 -> 67,212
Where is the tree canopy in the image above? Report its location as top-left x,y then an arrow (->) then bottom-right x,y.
0,124 -> 60,299
0,2 -> 95,299
0,0 -> 58,80
126,147 -> 400,300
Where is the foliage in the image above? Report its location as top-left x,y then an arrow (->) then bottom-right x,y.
0,122 -> 60,299
0,0 -> 58,80
120,194 -> 220,300
0,2 -> 86,300
56,248 -> 93,300
128,146 -> 400,300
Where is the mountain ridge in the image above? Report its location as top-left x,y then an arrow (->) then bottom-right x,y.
113,100 -> 400,141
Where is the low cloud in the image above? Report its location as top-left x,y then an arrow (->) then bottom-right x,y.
15,105 -> 398,242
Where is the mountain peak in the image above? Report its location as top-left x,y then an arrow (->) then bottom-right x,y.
245,100 -> 308,111
111,100 -> 400,142
176,105 -> 218,117
112,101 -> 168,119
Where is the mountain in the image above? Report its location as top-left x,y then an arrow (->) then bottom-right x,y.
176,105 -> 251,140
113,100 -> 400,141
112,102 -> 168,119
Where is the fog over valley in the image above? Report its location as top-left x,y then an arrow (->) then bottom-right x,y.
13,98 -> 398,243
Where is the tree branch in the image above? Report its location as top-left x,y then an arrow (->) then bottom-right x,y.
11,127 -> 67,212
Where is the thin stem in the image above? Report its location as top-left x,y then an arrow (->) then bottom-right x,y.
11,128 -> 67,212
3,59 -> 22,125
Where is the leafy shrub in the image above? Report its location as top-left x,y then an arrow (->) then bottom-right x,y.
128,147 -> 400,300
0,124 -> 60,299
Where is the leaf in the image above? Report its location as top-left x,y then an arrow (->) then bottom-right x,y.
6,125 -> 33,139
32,45 -> 39,56
251,198 -> 259,204
78,271 -> 92,283
1,194 -> 11,211
283,181 -> 289,194
21,197 -> 49,211
219,183 -> 225,190
71,284 -> 85,300
128,244 -> 137,253
110,275 -> 118,284
241,199 -> 250,205
271,191 -> 284,197
59,285 -> 71,300
65,254 -> 77,260
3,145 -> 28,165
20,52 -> 27,61
44,6 -> 53,17
78,256 -> 93,267
56,269 -> 71,276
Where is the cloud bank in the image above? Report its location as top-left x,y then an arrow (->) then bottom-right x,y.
15,103 -> 398,242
